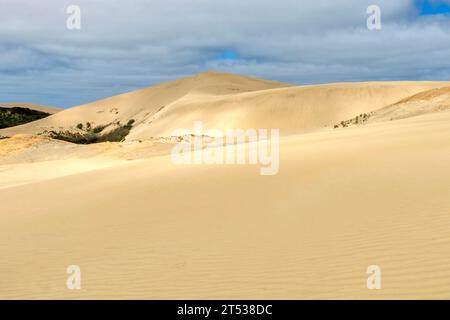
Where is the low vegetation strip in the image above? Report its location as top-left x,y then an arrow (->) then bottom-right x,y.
47,119 -> 135,144
0,107 -> 51,129
334,113 -> 371,128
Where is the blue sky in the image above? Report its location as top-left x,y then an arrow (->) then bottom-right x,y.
0,0 -> 450,108
417,0 -> 450,15
217,50 -> 238,61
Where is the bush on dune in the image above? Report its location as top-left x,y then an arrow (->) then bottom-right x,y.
0,107 -> 51,129
48,119 -> 135,144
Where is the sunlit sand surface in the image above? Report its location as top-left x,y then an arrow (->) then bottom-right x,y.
1,73 -> 449,299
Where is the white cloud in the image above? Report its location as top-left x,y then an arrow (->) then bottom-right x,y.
0,0 -> 449,107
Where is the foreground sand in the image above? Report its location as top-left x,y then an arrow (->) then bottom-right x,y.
1,108 -> 449,299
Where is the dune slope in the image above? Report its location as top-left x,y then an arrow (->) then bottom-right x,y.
1,73 -> 449,140
0,109 -> 449,299
0,72 -> 288,137
337,86 -> 450,127
128,81 -> 450,138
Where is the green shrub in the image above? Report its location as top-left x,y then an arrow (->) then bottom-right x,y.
48,130 -> 98,144
0,107 -> 50,129
97,126 -> 131,142
92,124 -> 108,134
49,119 -> 135,144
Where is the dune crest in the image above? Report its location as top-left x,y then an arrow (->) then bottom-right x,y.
336,86 -> 450,127
1,72 -> 449,140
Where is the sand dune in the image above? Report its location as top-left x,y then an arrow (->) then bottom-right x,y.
366,86 -> 450,123
0,72 -> 288,137
0,109 -> 449,299
1,72 -> 449,139
1,72 -> 450,299
127,80 -> 450,139
337,86 -> 450,127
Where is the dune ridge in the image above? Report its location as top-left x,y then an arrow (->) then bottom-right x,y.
335,86 -> 450,127
1,72 -> 449,139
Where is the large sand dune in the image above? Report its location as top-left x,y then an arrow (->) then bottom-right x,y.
127,80 -> 450,138
0,72 -> 288,137
1,72 -> 449,139
1,72 -> 450,299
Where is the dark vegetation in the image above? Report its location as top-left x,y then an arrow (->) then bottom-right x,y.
334,113 -> 371,129
0,107 -> 51,129
47,119 -> 136,144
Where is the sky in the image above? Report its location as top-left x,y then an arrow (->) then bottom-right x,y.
0,0 -> 450,108
417,0 -> 450,14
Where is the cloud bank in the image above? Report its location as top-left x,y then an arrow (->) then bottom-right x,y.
0,0 -> 449,107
